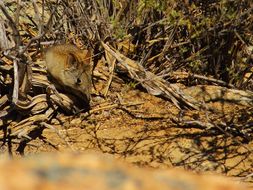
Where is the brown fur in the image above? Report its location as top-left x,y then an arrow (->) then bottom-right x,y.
45,44 -> 92,103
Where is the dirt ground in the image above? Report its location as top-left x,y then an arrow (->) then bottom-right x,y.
0,60 -> 252,186
3,65 -> 252,185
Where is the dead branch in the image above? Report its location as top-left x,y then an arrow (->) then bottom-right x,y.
102,42 -> 201,110
12,59 -> 19,104
103,48 -> 116,97
0,1 -> 21,48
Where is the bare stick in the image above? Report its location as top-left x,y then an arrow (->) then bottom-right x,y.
12,59 -> 19,104
18,2 -> 56,55
32,0 -> 43,34
80,101 -> 144,119
101,42 -> 200,110
15,0 -> 21,30
0,18 -> 13,49
0,1 -> 21,47
190,73 -> 235,88
104,50 -> 116,96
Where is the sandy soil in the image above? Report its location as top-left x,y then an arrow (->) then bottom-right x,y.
1,60 -> 252,185
4,73 -> 251,183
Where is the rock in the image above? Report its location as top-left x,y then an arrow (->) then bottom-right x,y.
0,153 -> 249,190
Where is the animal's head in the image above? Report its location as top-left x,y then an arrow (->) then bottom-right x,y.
63,49 -> 92,102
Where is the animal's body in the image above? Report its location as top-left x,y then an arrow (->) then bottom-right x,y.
45,44 -> 92,104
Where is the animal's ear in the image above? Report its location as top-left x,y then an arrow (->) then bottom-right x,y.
67,53 -> 79,68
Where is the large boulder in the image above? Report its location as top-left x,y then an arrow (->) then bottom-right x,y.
0,153 -> 249,190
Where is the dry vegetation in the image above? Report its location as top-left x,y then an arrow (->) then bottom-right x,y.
0,0 -> 253,185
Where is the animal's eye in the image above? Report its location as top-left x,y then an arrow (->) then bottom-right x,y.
76,78 -> 82,85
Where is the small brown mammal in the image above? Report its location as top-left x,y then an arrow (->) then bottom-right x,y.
45,44 -> 92,104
